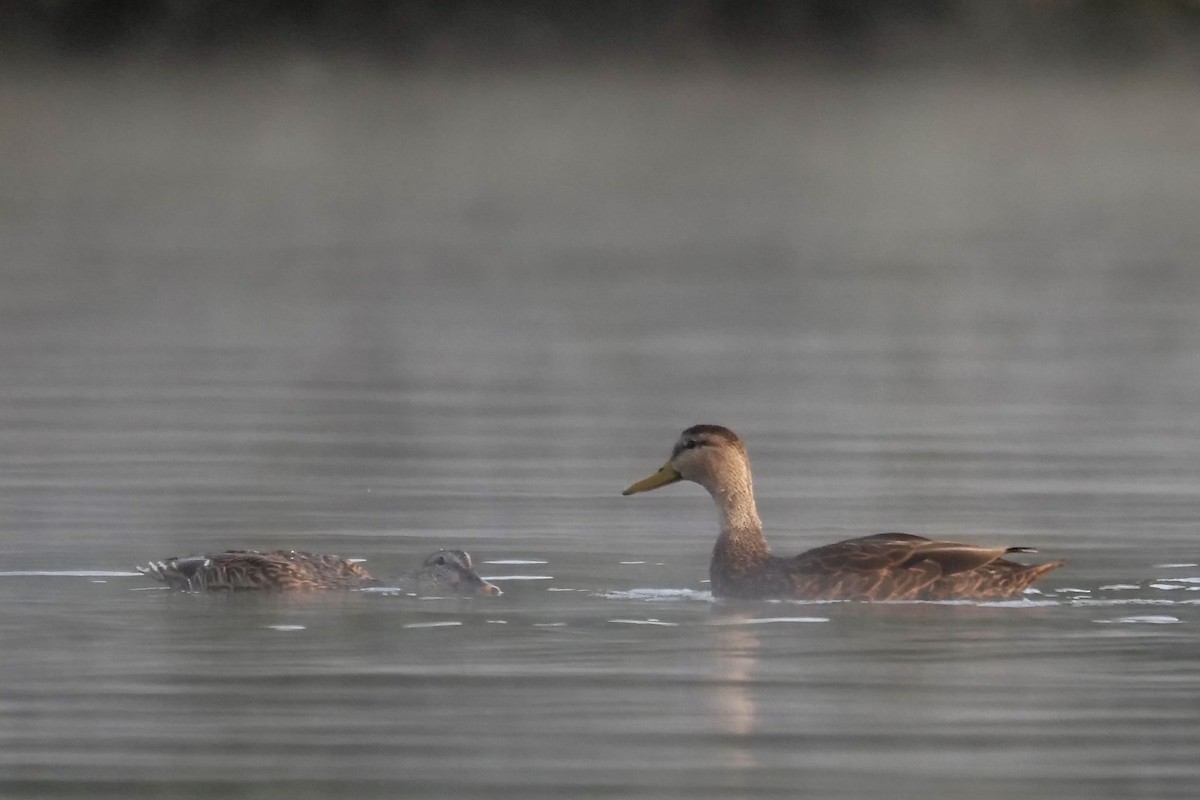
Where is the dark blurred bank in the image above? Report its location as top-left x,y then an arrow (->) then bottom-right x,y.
5,0 -> 1200,65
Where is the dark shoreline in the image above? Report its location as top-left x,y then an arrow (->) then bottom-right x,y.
6,0 -> 1199,69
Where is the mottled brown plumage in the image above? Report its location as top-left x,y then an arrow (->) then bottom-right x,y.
623,424 -> 1064,601
138,549 -> 501,596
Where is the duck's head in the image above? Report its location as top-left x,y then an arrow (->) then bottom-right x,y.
425,549 -> 474,570
622,424 -> 750,496
420,549 -> 502,596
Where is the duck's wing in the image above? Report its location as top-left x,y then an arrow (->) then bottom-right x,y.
795,533 -> 1018,574
139,550 -> 374,591
788,533 -> 1057,601
262,550 -> 377,586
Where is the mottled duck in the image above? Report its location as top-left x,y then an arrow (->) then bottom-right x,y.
623,424 -> 1063,601
139,548 -> 501,596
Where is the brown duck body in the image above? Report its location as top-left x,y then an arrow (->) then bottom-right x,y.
139,549 -> 500,595
139,550 -> 375,591
711,531 -> 1062,601
625,425 -> 1064,602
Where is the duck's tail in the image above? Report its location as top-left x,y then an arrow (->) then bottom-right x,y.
137,556 -> 208,591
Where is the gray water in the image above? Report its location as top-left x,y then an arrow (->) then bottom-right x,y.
2,61 -> 1200,799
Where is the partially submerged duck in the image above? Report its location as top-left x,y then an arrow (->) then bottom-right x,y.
623,424 -> 1063,601
139,548 -> 501,596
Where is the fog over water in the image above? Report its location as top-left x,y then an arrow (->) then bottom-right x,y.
2,44 -> 1200,799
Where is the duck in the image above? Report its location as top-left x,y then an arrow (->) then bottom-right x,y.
623,424 -> 1064,601
138,548 -> 502,596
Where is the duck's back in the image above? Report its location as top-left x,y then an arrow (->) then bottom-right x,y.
139,550 -> 375,591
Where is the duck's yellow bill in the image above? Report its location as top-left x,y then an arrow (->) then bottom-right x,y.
622,462 -> 682,495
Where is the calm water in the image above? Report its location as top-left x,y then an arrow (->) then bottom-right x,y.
2,61 -> 1200,799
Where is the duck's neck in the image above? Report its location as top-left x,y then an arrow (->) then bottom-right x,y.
708,473 -> 771,566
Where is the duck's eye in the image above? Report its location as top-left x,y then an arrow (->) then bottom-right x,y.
435,556 -> 446,566
683,439 -> 701,450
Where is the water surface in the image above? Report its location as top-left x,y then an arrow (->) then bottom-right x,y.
2,62 -> 1199,799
